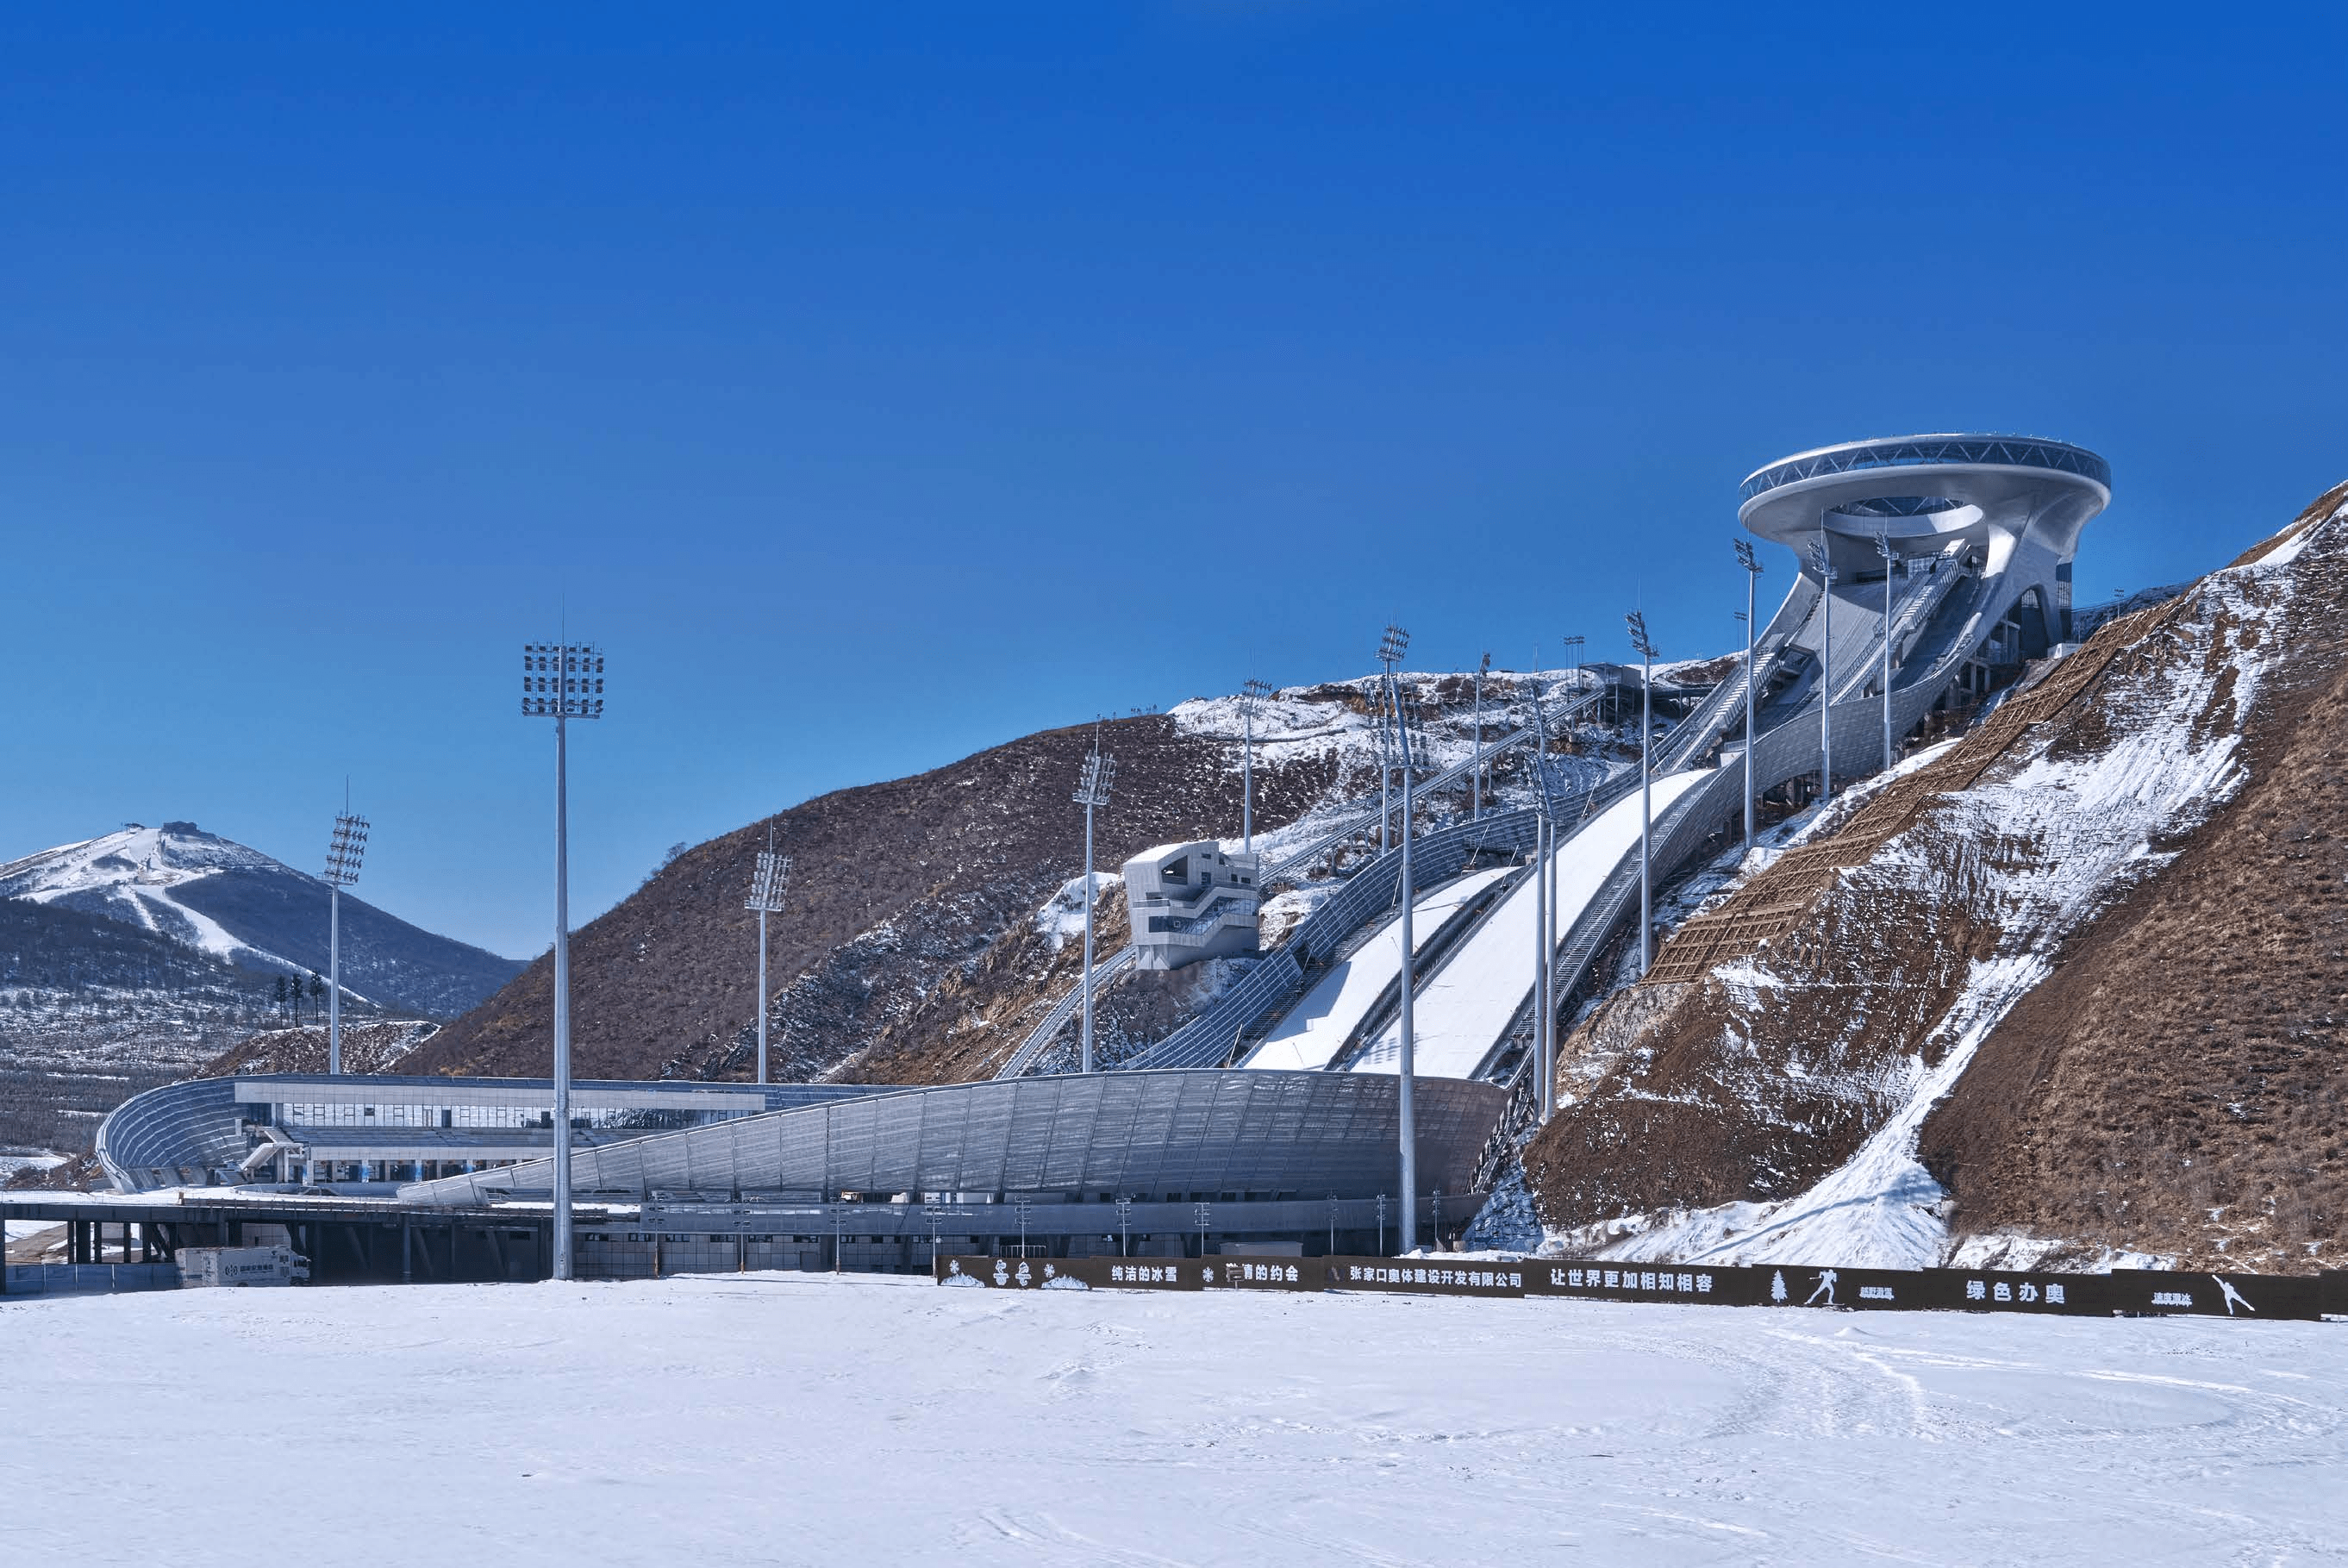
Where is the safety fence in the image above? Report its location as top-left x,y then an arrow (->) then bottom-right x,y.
936,1254 -> 2346,1322
4,1262 -> 183,1296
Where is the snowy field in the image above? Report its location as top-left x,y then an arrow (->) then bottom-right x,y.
9,1273 -> 2346,1565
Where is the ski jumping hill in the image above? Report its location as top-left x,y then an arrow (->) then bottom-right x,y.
1514,479 -> 2348,1276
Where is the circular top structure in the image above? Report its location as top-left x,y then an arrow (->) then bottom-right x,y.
1738,433 -> 2110,566
1739,434 -> 2110,507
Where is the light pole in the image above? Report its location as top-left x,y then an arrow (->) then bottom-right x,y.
1378,622 -> 1419,1254
1527,653 -> 1554,1121
1375,675 -> 1394,854
1240,678 -> 1271,853
1073,743 -> 1116,1073
1470,653 -> 1491,819
1876,524 -> 1897,773
1626,611 -> 1657,978
522,640 -> 606,1284
1808,534 -> 1836,808
745,829 -> 791,1085
322,809 -> 369,1076
1735,539 -> 1763,853
1115,1195 -> 1132,1258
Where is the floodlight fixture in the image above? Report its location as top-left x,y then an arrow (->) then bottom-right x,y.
1072,749 -> 1116,809
323,815 -> 368,888
746,847 -> 791,914
1073,740 -> 1116,1073
1626,610 -> 1657,978
521,643 -> 606,719
520,638 -> 610,1284
1377,623 -> 1409,672
745,835 -> 792,1084
321,810 -> 370,1075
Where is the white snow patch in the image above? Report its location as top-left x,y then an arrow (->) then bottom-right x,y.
1032,872 -> 1122,954
8,1273 -> 2347,1565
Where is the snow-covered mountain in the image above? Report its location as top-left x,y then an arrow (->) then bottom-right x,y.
0,821 -> 521,1020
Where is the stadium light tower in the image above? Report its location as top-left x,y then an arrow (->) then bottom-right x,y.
1240,677 -> 1272,853
1377,622 -> 1421,1253
1807,534 -> 1836,808
745,828 -> 791,1085
1073,742 -> 1117,1073
521,640 -> 605,1283
1527,650 -> 1556,1123
1626,610 -> 1658,978
1875,523 -> 1897,774
1470,653 -> 1492,819
322,809 -> 369,1076
1735,539 -> 1764,852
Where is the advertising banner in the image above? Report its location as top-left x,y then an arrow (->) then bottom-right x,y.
935,1253 -> 2333,1323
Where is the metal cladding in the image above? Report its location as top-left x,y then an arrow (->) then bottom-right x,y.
398,1069 -> 1509,1207
94,1073 -> 878,1193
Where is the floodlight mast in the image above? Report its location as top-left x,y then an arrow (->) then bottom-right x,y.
1072,742 -> 1116,1073
321,811 -> 369,1076
1627,611 -> 1658,978
1240,678 -> 1272,854
1808,534 -> 1835,807
1735,539 -> 1764,852
521,640 -> 606,1284
1377,623 -> 1418,1253
1470,653 -> 1491,819
1527,652 -> 1554,1123
745,828 -> 792,1085
1876,525 -> 1897,774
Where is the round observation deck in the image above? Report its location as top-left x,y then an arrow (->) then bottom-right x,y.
1738,433 -> 2110,563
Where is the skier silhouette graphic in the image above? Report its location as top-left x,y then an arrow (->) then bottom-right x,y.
1804,1270 -> 1839,1307
2214,1277 -> 2256,1315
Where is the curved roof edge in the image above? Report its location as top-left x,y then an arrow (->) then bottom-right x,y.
1739,434 -> 2111,506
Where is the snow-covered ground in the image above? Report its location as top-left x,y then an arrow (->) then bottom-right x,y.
8,1273 -> 2345,1565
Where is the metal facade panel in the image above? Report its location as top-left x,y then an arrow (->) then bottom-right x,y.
397,1071 -> 1508,1207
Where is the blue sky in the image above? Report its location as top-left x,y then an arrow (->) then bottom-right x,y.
3,5 -> 2342,959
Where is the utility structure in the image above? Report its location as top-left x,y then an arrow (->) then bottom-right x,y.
1734,538 -> 1764,851
321,810 -> 369,1076
1527,652 -> 1557,1124
1072,742 -> 1117,1073
1875,523 -> 1898,772
1377,623 -> 1421,1253
1239,677 -> 1272,853
1470,652 -> 1491,819
1806,536 -> 1836,806
745,829 -> 791,1085
521,640 -> 606,1283
1626,610 -> 1658,978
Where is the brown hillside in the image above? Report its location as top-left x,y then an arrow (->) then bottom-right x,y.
1919,491 -> 2348,1271
405,715 -> 1341,1084
1518,481 -> 2348,1270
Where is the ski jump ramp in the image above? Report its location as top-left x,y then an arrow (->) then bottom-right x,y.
1339,771 -> 1713,1080
1217,434 -> 2108,1090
